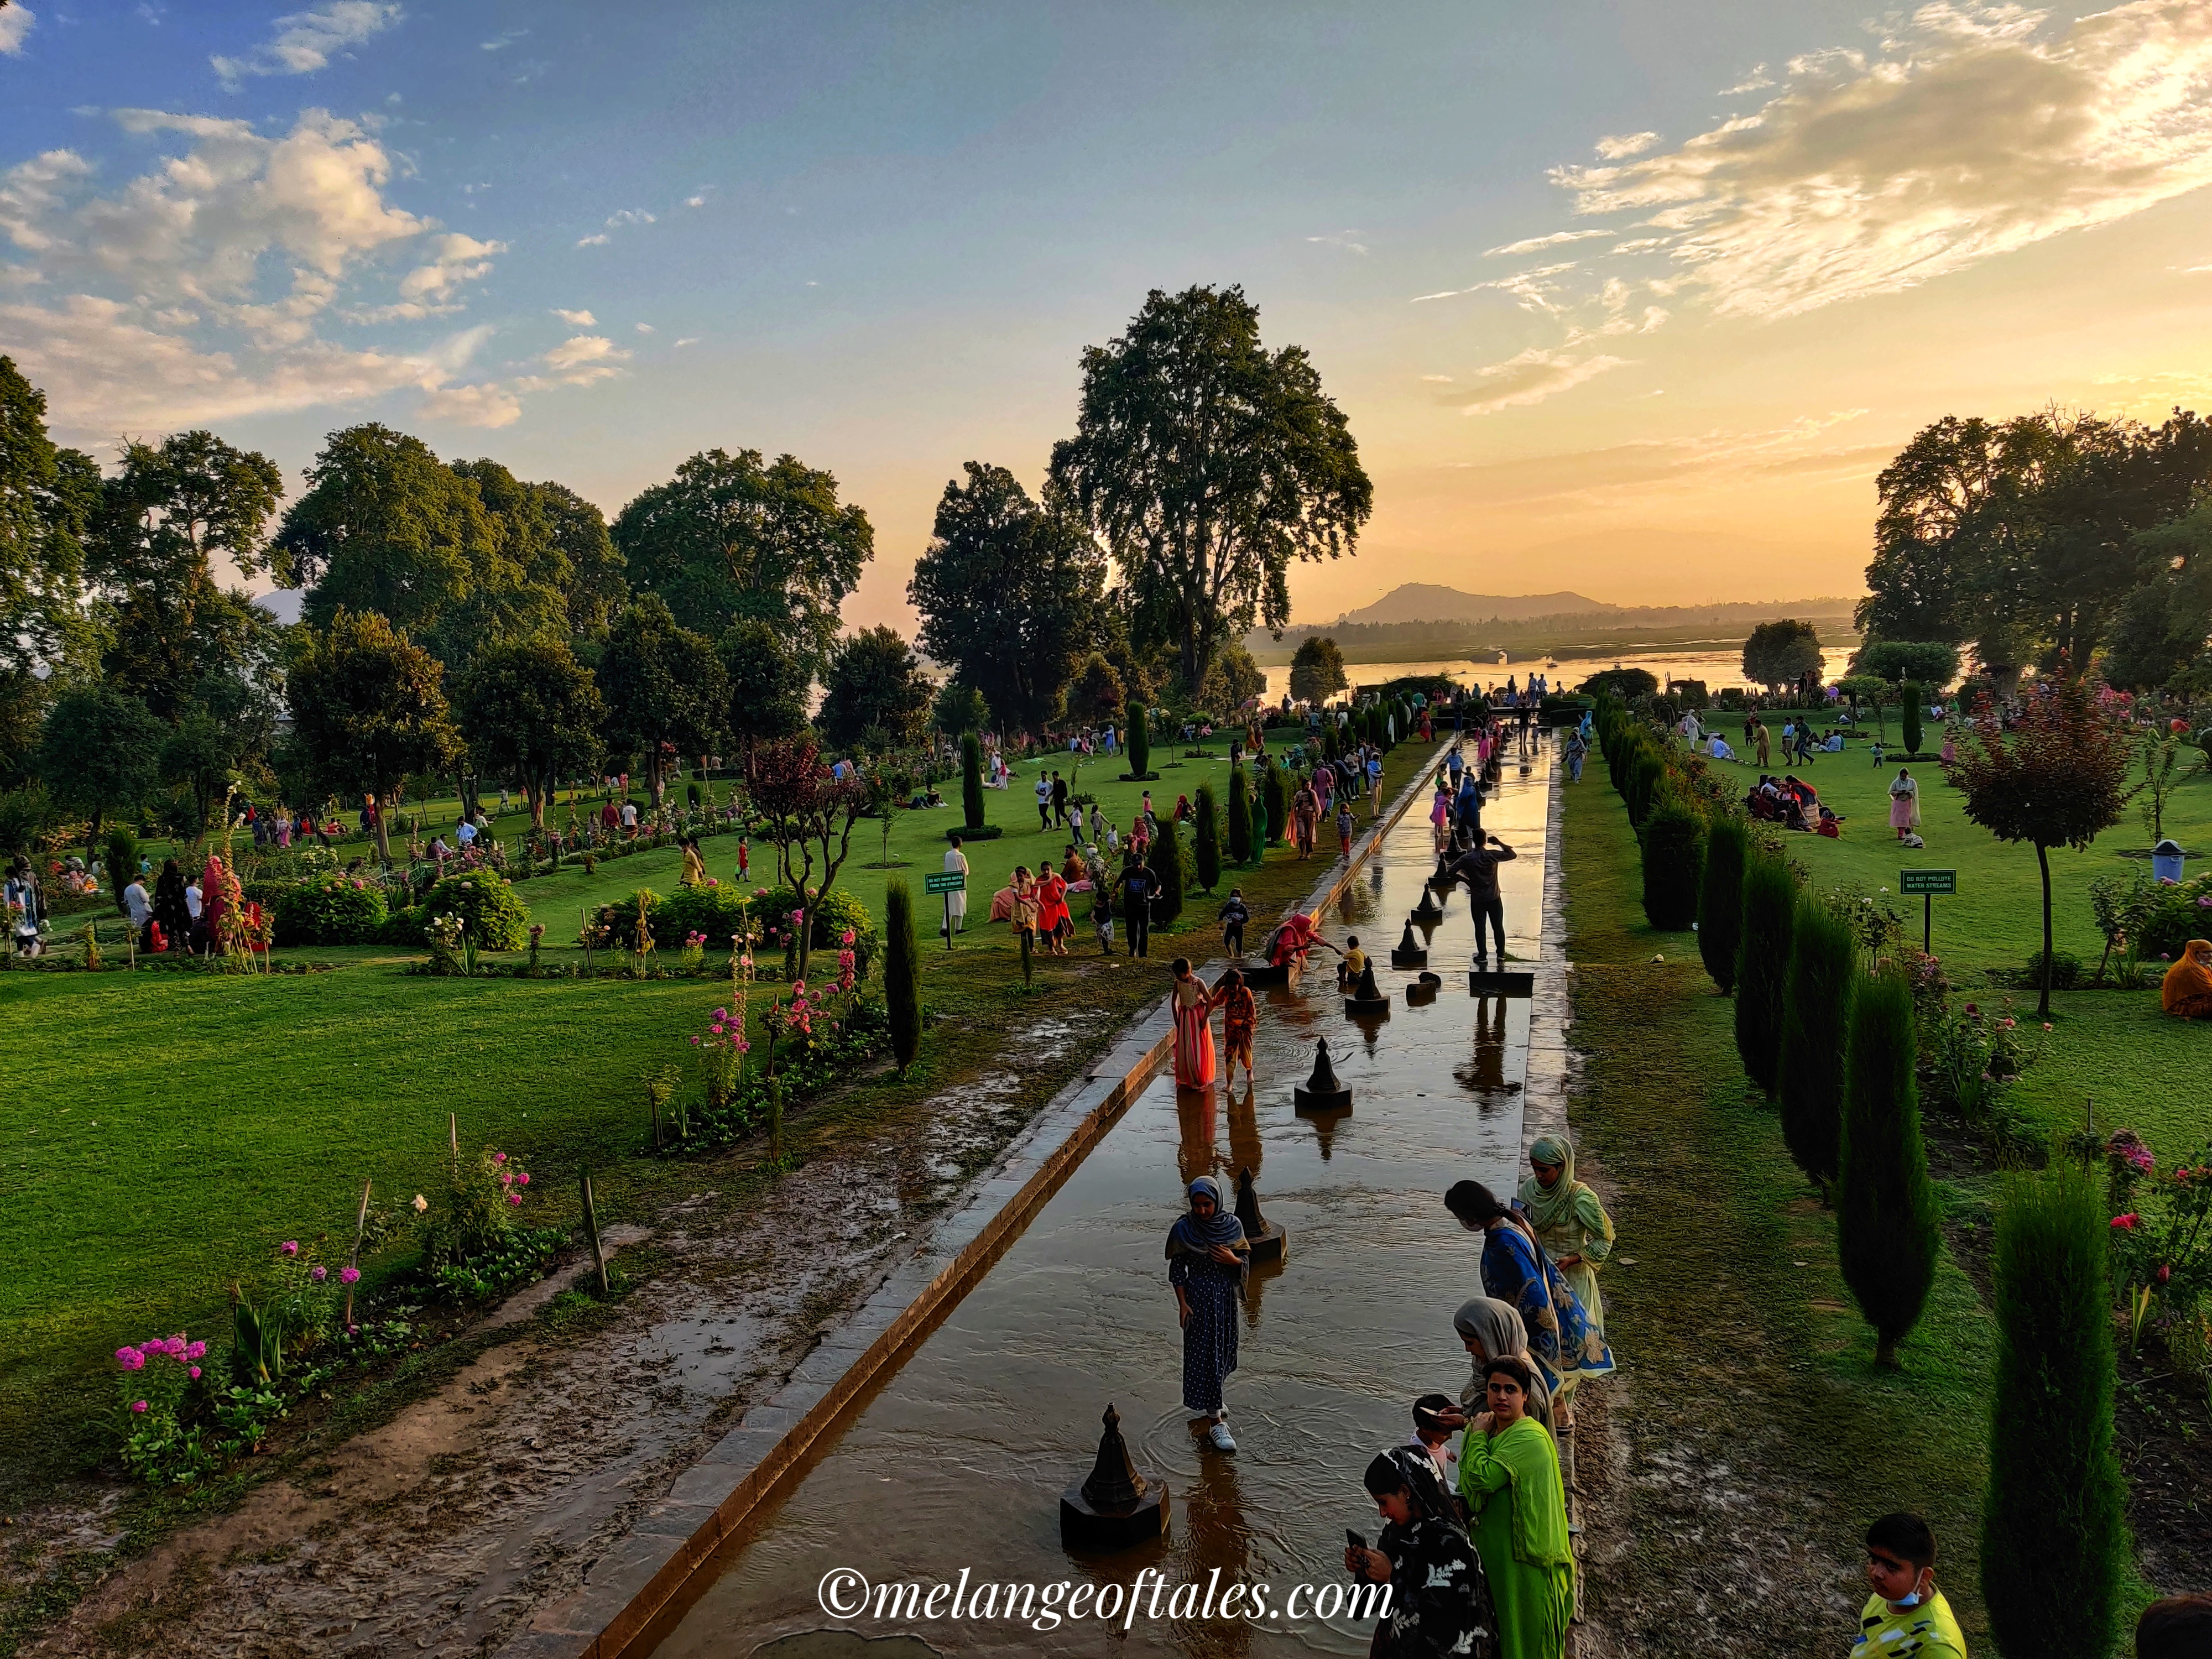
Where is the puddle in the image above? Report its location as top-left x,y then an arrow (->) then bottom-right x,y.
649,735 -> 1558,1658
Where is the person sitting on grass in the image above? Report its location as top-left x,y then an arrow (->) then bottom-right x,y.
1853,1512 -> 1966,1659
1817,805 -> 1843,838
2161,938 -> 2212,1020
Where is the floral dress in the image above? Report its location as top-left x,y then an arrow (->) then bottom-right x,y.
1168,1250 -> 1239,1412
1480,1216 -> 1614,1397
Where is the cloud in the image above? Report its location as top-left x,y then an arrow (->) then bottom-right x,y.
575,232 -> 608,246
1717,64 -> 1774,95
673,336 -> 698,347
1307,229 -> 1369,255
604,208 -> 655,227
1448,347 -> 1629,415
1484,229 -> 1609,257
0,4 -> 36,54
540,333 -> 630,382
1411,260 -> 1580,313
1424,410 -> 1879,505
212,2 -> 403,87
634,322 -> 654,333
685,192 -> 708,208
478,28 -> 526,51
418,381 -> 520,426
1548,1 -> 2212,319
396,231 -> 504,301
551,307 -> 595,325
1593,131 -> 1659,159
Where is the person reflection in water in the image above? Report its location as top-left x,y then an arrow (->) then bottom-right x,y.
1168,1175 -> 1249,1453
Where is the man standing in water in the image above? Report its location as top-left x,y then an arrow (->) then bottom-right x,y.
1448,832 -> 1517,970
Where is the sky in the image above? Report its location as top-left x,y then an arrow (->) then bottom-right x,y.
4,0 -> 2212,634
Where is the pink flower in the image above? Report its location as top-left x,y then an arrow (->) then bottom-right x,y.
841,928 -> 856,946
188,1366 -> 201,1380
1962,1003 -> 1979,1017
340,1266 -> 360,1286
493,1151 -> 507,1162
2158,1264 -> 2172,1284
186,1340 -> 206,1359
131,1400 -> 148,1413
507,1193 -> 523,1206
280,1240 -> 299,1256
2042,1022 -> 2053,1032
2112,1213 -> 2141,1230
116,1347 -> 145,1371
311,1265 -> 327,1282
518,1172 -> 528,1185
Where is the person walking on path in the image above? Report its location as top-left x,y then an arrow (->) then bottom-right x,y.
1170,956 -> 1218,1087
1117,855 -> 1156,958
1036,864 -> 1071,957
1035,772 -> 1052,831
1562,732 -> 1585,784
1215,966 -> 1256,1085
1448,833 -> 1517,969
1168,1175 -> 1248,1452
1219,888 -> 1249,957
1451,1300 -> 1554,1433
1347,1446 -> 1499,1659
941,837 -> 969,935
1335,800 -> 1356,860
1458,1355 -> 1574,1659
1432,781 -> 1453,851
1518,1138 -> 1614,1353
1754,722 -> 1772,767
1887,768 -> 1921,841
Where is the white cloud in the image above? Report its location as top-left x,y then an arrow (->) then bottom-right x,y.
1717,64 -> 1774,96
541,333 -> 630,381
0,4 -> 36,54
1484,229 -> 1609,258
418,381 -> 520,426
212,2 -> 404,87
685,192 -> 708,208
634,322 -> 654,333
575,232 -> 608,246
673,336 -> 698,346
397,231 -> 503,302
1306,229 -> 1369,255
1550,1 -> 2212,319
1593,131 -> 1659,159
1450,347 -> 1629,415
479,28 -> 526,51
1411,260 -> 1580,313
551,307 -> 595,325
604,208 -> 654,227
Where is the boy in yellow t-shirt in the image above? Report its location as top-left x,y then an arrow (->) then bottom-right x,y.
1853,1512 -> 1966,1658
1338,936 -> 1367,989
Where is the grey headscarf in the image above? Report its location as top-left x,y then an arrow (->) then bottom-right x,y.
1451,1297 -> 1554,1429
1167,1176 -> 1250,1272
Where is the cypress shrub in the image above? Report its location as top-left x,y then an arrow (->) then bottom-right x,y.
1627,752 -> 1664,826
1261,759 -> 1288,846
1127,702 -> 1151,779
1226,763 -> 1253,864
884,878 -> 922,1072
1193,782 -> 1222,894
1777,894 -> 1856,1194
1901,682 -> 1923,755
1734,852 -> 1796,1095
106,825 -> 140,915
1639,789 -> 1705,930
1147,817 -> 1185,927
1697,815 -> 1747,993
961,734 -> 984,830
1835,972 -> 1939,1366
1980,1167 -> 2128,1659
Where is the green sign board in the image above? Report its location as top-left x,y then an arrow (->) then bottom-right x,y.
925,871 -> 967,895
1900,869 -> 1957,895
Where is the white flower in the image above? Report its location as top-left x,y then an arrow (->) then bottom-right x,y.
412,1193 -> 429,1213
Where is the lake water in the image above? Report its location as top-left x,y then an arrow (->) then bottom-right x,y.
1261,644 -> 1859,704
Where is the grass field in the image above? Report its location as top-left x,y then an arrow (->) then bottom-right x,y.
0,734 -> 1402,1503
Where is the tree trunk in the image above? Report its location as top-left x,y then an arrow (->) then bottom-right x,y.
2036,840 -> 2054,1021
373,799 -> 392,865
648,753 -> 666,810
1875,1332 -> 1898,1368
526,780 -> 546,830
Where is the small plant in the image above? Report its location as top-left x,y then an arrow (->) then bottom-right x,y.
421,1147 -> 535,1275
425,911 -> 465,975
78,920 -> 101,969
114,1332 -> 215,1485
692,1005 -> 749,1109
526,922 -> 544,976
2022,949 -> 2081,990
680,930 -> 707,973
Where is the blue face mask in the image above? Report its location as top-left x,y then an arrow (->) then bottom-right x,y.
1892,1592 -> 1923,1610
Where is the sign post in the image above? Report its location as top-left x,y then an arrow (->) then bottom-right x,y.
1899,868 -> 1957,956
925,869 -> 966,952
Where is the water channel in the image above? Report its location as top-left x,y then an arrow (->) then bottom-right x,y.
654,733 -> 1557,1659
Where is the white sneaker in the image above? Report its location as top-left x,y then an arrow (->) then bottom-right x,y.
1207,1421 -> 1237,1453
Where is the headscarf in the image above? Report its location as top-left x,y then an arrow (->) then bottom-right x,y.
1362,1444 -> 1465,1535
1451,1297 -> 1554,1427
1166,1176 -> 1249,1266
2163,940 -> 2212,1014
1519,1135 -> 1595,1234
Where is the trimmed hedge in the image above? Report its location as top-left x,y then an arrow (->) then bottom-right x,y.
1734,852 -> 1797,1097
420,873 -> 530,950
1697,816 -> 1748,994
1638,787 -> 1705,931
592,881 -> 878,978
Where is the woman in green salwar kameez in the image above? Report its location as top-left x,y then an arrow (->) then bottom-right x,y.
1458,1355 -> 1573,1659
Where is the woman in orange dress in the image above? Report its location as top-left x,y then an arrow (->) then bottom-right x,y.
1170,957 -> 1217,1087
1215,966 -> 1256,1085
2162,939 -> 2212,1019
1036,865 -> 1071,957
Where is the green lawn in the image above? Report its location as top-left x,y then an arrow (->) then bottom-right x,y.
1693,712 -> 2212,973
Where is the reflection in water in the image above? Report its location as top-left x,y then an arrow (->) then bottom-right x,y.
649,739 -> 1555,1659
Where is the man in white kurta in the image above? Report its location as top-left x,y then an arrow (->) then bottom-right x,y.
942,838 -> 970,935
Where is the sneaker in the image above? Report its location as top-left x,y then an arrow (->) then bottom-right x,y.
1207,1421 -> 1237,1453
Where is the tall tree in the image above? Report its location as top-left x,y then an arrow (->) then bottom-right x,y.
598,594 -> 726,808
1944,669 -> 2137,1018
1740,619 -> 1824,692
818,624 -> 932,752
1777,895 -> 1856,1197
716,617 -> 810,754
909,462 -> 1104,735
37,686 -> 163,858
285,609 -> 462,863
1063,653 -> 1124,725
0,357 -> 99,674
456,635 -> 606,828
1288,635 -> 1349,705
1050,285 -> 1372,692
612,447 -> 872,677
536,479 -> 628,635
1199,640 -> 1266,714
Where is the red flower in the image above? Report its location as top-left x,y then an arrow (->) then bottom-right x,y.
2111,1213 -> 2141,1230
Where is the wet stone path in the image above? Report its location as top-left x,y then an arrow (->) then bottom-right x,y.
652,733 -> 1561,1658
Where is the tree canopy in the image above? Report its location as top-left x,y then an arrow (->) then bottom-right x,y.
1288,635 -> 1348,705
38,685 -> 163,851
716,617 -> 810,752
0,355 -> 98,675
598,594 -> 726,806
612,447 -> 871,677
455,634 -> 606,828
908,461 -> 1104,735
819,625 -> 932,752
1049,285 -> 1371,693
1742,619 -> 1824,691
1850,639 -> 1960,688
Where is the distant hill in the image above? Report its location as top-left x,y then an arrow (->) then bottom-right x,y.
1334,586 -> 1613,626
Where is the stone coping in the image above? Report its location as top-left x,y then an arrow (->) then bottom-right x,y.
499,737 -> 1458,1659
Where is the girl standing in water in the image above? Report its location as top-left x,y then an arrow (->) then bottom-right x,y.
1168,1175 -> 1248,1452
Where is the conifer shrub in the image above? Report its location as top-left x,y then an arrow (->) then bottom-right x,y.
1261,759 -> 1288,846
1836,972 -> 1940,1366
1639,787 -> 1705,930
1697,815 -> 1747,993
1226,763 -> 1253,864
961,734 -> 985,830
1126,702 -> 1151,779
1778,893 -> 1856,1194
1193,782 -> 1222,894
1734,853 -> 1796,1094
884,878 -> 922,1072
1147,817 -> 1185,926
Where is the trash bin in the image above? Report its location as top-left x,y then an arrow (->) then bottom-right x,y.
2153,838 -> 2185,884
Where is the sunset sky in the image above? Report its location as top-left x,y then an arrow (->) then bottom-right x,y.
5,1 -> 2211,631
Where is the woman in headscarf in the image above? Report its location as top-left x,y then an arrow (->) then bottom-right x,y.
1459,1355 -> 1574,1659
1451,1298 -> 1554,1433
1887,768 -> 1921,841
1346,1444 -> 1498,1659
152,857 -> 190,953
2162,939 -> 2212,1019
1169,957 -> 1217,1087
1168,1175 -> 1248,1451
1517,1137 -> 1616,1358
1444,1181 -> 1613,1427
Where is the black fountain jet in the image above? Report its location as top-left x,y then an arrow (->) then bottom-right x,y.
1292,1035 -> 1352,1112
1234,1166 -> 1286,1263
1389,920 -> 1427,968
1061,1403 -> 1170,1549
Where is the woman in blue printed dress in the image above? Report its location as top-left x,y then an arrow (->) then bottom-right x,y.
1445,1179 -> 1614,1426
1168,1175 -> 1249,1453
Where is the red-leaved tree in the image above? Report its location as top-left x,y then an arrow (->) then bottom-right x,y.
748,734 -> 867,980
1943,669 -> 2138,1018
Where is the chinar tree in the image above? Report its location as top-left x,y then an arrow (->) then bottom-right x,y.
1049,285 -> 1372,695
